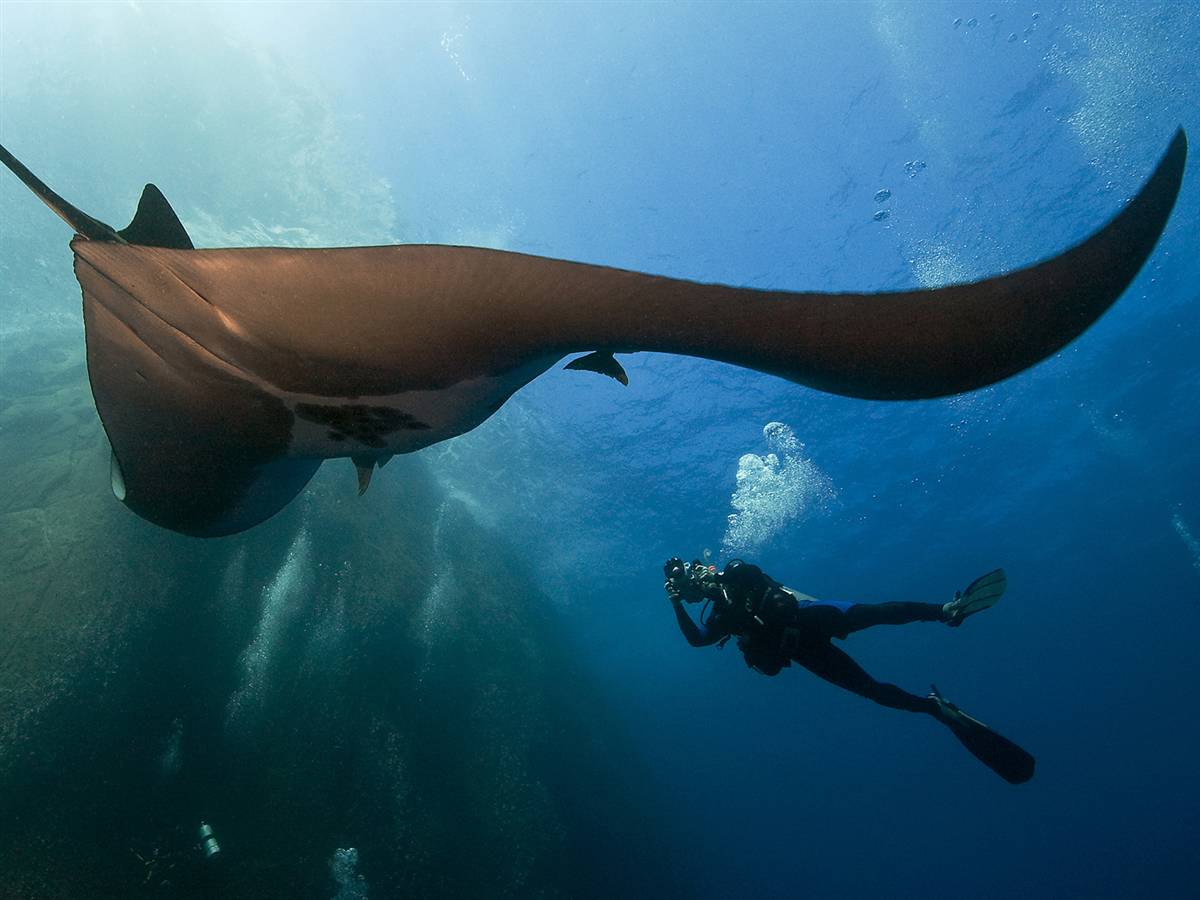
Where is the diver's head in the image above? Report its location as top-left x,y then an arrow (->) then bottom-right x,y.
719,558 -> 764,590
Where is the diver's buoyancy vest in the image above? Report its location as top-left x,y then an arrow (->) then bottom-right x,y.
717,564 -> 801,675
721,569 -> 800,628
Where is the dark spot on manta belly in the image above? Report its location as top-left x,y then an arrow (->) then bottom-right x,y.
296,402 -> 430,448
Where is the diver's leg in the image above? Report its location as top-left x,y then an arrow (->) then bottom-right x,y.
837,601 -> 946,635
792,641 -> 938,715
790,601 -> 945,642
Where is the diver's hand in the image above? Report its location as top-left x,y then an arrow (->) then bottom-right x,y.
665,580 -> 683,604
664,557 -> 687,603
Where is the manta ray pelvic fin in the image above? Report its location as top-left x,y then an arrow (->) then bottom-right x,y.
564,350 -> 629,385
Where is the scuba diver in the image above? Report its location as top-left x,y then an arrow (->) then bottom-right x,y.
663,557 -> 1035,784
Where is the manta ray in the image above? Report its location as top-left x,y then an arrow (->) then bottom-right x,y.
0,132 -> 1187,537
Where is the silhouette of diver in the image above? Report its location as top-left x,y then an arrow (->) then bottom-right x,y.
664,558 -> 1034,783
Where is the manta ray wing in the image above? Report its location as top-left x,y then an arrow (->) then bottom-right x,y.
0,130 -> 1187,536
76,244 -> 321,535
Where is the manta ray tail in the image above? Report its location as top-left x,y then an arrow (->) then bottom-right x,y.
0,142 -> 123,242
0,143 -> 192,249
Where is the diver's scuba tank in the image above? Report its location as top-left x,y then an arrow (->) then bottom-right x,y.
198,822 -> 220,859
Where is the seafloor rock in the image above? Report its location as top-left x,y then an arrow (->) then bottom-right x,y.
0,328 -> 679,899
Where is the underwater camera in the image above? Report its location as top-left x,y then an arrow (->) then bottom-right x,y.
664,557 -> 717,602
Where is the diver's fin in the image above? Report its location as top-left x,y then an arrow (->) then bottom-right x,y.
564,351 -> 629,385
0,142 -> 123,242
352,456 -> 374,496
944,568 -> 1006,627
929,685 -> 1035,784
118,184 -> 194,249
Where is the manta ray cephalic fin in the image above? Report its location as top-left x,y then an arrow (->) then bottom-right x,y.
352,456 -> 375,496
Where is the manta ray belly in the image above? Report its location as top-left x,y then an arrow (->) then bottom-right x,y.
279,357 -> 557,459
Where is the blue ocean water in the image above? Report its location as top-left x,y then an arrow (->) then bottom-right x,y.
0,2 -> 1197,898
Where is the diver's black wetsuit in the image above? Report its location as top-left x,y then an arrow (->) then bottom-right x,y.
667,561 -> 1037,784
670,567 -> 945,715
